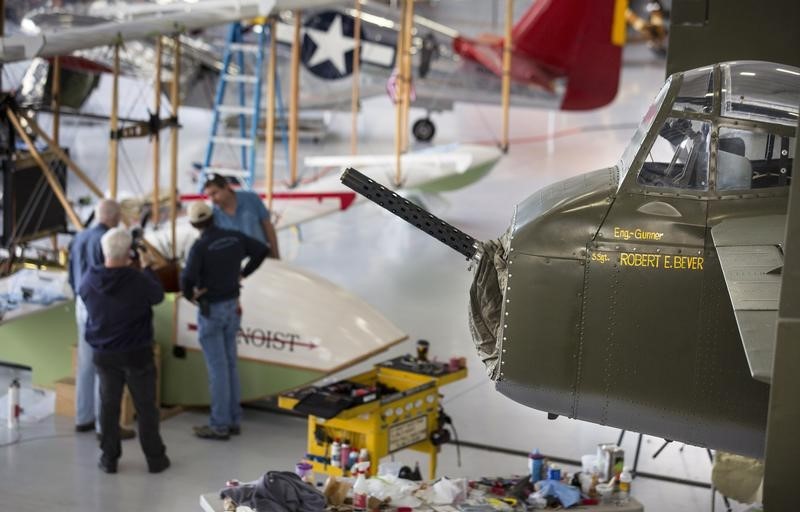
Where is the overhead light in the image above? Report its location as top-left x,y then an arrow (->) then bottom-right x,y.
776,68 -> 800,76
739,72 -> 756,76
20,18 -> 39,34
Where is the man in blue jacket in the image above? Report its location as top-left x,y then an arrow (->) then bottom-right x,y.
180,202 -> 269,440
68,198 -> 134,440
79,227 -> 169,474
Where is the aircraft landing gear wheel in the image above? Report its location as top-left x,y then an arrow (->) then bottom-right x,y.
412,118 -> 436,143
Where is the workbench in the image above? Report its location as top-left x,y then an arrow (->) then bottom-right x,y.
199,492 -> 645,511
278,355 -> 467,480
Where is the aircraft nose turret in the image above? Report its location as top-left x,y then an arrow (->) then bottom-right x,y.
341,167 -> 505,379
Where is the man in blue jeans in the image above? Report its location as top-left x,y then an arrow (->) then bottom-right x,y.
68,199 -> 134,440
180,202 -> 269,440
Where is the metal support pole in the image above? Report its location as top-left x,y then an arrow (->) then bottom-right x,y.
265,18 -> 278,209
153,36 -> 163,223
109,42 -> 121,198
7,109 -> 83,230
51,56 -> 61,145
169,35 -> 181,258
350,0 -> 362,155
501,0 -> 513,153
400,0 -> 414,153
289,11 -> 302,186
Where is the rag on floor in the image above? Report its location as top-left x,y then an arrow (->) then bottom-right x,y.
220,471 -> 326,512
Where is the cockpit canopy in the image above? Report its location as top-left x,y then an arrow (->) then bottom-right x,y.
620,62 -> 798,194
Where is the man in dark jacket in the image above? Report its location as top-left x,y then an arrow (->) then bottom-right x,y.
79,227 -> 169,474
180,201 -> 268,440
68,199 -> 134,440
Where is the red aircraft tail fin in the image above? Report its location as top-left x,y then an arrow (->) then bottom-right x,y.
512,0 -> 625,110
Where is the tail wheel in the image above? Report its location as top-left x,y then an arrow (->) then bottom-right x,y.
412,118 -> 436,142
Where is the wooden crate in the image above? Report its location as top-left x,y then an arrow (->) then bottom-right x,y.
54,377 -> 76,417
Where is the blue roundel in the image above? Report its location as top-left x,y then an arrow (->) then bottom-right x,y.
301,11 -> 363,80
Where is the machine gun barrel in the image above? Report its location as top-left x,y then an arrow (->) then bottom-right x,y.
340,168 -> 481,260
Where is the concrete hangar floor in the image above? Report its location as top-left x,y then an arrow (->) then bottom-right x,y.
0,26 -> 746,512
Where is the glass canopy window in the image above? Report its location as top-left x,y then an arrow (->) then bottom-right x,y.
722,62 -> 800,126
637,117 -> 711,191
674,66 -> 714,114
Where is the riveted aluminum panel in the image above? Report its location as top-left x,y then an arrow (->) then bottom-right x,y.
733,310 -> 778,384
511,168 -> 617,260
715,245 -> 782,311
495,254 -> 584,417
575,246 -> 768,457
711,215 -> 787,247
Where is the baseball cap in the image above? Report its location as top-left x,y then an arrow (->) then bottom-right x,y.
188,201 -> 213,224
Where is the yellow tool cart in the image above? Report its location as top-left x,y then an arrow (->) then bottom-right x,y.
278,354 -> 467,480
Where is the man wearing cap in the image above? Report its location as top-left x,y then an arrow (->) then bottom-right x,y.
203,174 -> 280,260
180,202 -> 269,440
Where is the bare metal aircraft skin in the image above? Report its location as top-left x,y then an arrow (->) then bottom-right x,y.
343,62 -> 799,459
12,0 -> 624,136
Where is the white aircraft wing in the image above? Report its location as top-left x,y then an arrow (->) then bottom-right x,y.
176,258 -> 407,372
0,0 -> 345,63
303,144 -> 502,190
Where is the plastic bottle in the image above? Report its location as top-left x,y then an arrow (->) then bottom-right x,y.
341,440 -> 351,472
352,462 -> 370,511
348,448 -> 359,470
410,461 -> 422,481
618,467 -> 632,504
295,461 -> 314,485
7,379 -> 20,429
547,463 -> 561,481
331,439 -> 342,468
529,449 -> 544,483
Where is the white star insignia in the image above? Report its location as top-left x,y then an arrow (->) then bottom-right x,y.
304,14 -> 356,76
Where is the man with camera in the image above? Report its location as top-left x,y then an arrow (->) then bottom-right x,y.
180,202 -> 269,440
79,227 -> 169,473
68,199 -> 135,441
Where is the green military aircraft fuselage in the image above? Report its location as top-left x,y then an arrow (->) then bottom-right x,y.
343,61 -> 799,459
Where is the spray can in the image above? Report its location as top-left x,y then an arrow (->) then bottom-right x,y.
529,449 -> 544,483
331,439 -> 342,468
7,379 -> 20,430
341,440 -> 351,472
348,448 -> 359,470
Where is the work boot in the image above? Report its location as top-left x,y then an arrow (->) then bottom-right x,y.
193,425 -> 230,440
147,455 -> 171,474
75,421 -> 95,433
229,425 -> 241,436
98,457 -> 118,474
